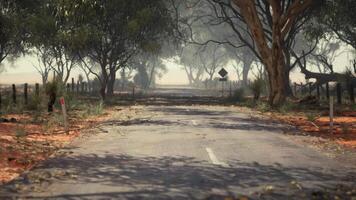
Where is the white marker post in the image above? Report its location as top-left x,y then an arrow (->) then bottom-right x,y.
59,97 -> 69,133
329,96 -> 334,134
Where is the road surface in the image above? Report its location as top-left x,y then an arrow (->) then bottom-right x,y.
1,106 -> 355,199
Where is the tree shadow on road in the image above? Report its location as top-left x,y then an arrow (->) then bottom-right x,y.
1,154 -> 355,199
106,106 -> 293,133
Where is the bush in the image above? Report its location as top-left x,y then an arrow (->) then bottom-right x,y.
306,112 -> 319,122
27,92 -> 43,111
250,77 -> 265,101
277,101 -> 296,114
86,101 -> 104,116
231,88 -> 245,102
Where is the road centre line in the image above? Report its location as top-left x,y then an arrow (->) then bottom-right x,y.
206,148 -> 229,167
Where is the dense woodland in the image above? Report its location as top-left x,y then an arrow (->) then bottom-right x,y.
0,0 -> 355,106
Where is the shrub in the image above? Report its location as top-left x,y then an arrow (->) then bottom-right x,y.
250,77 -> 265,101
278,101 -> 296,114
305,112 -> 319,122
86,101 -> 104,116
341,124 -> 350,134
231,88 -> 245,102
15,125 -> 27,138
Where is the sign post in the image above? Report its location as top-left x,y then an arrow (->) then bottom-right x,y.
218,68 -> 228,97
59,97 -> 69,133
329,96 -> 334,134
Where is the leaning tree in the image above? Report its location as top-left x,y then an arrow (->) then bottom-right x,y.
173,0 -> 321,105
203,0 -> 321,106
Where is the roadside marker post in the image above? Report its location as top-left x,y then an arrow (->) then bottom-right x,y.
329,96 -> 334,134
218,68 -> 228,98
60,97 -> 69,133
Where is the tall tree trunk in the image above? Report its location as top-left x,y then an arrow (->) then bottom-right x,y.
242,56 -> 253,87
267,23 -> 287,106
284,67 -> 293,97
231,0 -> 314,106
100,65 -> 109,101
107,69 -> 116,97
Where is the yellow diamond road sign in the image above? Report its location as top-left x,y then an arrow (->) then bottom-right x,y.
218,68 -> 228,78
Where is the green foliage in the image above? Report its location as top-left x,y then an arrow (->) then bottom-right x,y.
26,92 -> 43,111
45,79 -> 59,96
15,125 -> 27,138
341,124 -> 350,134
307,0 -> 356,49
43,113 -> 63,133
86,101 -> 104,116
305,113 -> 319,122
249,77 -> 265,101
277,101 -> 296,114
231,88 -> 245,102
256,101 -> 272,113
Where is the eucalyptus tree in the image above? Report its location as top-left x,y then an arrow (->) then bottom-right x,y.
26,0 -> 80,84
174,0 -> 321,105
308,0 -> 356,50
0,0 -> 40,66
131,52 -> 167,89
64,0 -> 174,100
179,45 -> 205,86
32,48 -> 54,86
198,44 -> 228,82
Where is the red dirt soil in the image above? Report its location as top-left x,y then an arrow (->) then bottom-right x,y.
273,111 -> 356,148
0,111 -> 112,184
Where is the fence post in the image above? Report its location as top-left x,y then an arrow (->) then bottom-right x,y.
132,85 -> 135,100
67,83 -> 71,93
336,83 -> 342,104
81,82 -> 84,94
229,81 -> 232,98
24,83 -> 28,105
294,82 -> 297,97
0,91 -> 2,111
349,82 -> 355,104
76,81 -> 80,94
72,78 -> 75,92
330,96 -> 334,134
326,82 -> 330,100
316,85 -> 320,100
35,83 -> 40,97
308,82 -> 312,96
12,84 -> 17,105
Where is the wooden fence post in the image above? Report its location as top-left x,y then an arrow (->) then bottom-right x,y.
12,84 -> 17,105
308,82 -> 312,96
35,83 -> 40,96
76,81 -> 80,94
349,82 -> 355,104
72,78 -> 75,92
24,83 -> 28,105
81,82 -> 84,94
0,91 -> 2,110
326,82 -> 330,100
229,81 -> 232,98
336,83 -> 342,104
294,83 -> 297,97
67,83 -> 71,93
317,85 -> 320,100
132,85 -> 135,100
330,96 -> 334,134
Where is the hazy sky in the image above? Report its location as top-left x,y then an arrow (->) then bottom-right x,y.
0,49 -> 354,85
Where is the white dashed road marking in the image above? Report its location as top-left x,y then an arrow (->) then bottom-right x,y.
206,148 -> 229,167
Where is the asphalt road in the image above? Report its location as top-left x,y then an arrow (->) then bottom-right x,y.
1,106 -> 355,199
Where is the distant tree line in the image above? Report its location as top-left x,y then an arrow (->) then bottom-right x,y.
0,0 -> 355,106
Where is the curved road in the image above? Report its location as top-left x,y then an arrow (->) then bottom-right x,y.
1,106 -> 355,199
